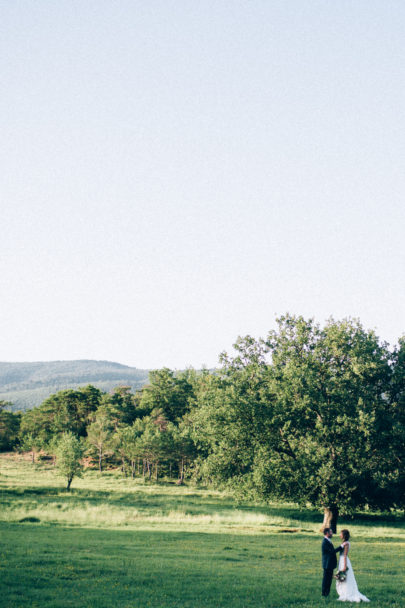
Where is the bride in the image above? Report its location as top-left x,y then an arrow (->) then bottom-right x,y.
336,529 -> 370,602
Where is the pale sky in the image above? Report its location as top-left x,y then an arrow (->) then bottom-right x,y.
1,1 -> 404,369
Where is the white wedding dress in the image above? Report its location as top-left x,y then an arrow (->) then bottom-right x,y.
336,542 -> 370,602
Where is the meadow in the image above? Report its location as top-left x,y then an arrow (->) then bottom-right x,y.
0,453 -> 404,608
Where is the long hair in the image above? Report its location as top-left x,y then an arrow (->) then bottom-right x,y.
341,529 -> 350,541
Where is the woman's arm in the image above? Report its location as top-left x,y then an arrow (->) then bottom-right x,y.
342,542 -> 349,570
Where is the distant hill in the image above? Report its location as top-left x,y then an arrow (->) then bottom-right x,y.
0,360 -> 150,412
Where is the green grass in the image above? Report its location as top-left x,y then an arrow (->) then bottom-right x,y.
0,454 -> 404,608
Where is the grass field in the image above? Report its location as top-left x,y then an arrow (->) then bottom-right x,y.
0,454 -> 404,608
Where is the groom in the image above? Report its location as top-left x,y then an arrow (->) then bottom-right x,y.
321,527 -> 342,599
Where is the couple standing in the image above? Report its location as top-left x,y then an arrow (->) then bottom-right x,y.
322,527 -> 370,602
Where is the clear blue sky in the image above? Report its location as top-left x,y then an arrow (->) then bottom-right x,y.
1,1 -> 404,369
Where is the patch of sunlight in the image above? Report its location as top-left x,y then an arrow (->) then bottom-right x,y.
0,501 -> 292,531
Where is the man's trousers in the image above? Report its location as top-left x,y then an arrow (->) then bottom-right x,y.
322,568 -> 334,597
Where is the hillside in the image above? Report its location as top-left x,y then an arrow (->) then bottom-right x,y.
0,360 -> 150,412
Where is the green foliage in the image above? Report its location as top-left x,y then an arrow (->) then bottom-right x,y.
19,385 -> 103,449
113,423 -> 145,477
19,432 -> 44,463
259,316 -> 395,514
56,432 -> 84,490
19,405 -> 53,451
42,386 -> 102,437
133,415 -> 169,480
168,417 -> 198,483
85,406 -> 115,472
0,401 -> 20,451
387,336 -> 405,506
193,316 -> 403,519
191,339 -> 270,493
140,368 -> 195,422
100,384 -> 150,431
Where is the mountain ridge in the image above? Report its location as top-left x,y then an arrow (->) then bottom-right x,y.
0,360 -> 150,412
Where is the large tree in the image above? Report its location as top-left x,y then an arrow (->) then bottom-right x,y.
194,316 -> 398,530
261,315 -> 394,530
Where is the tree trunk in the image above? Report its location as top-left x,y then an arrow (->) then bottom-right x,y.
98,448 -> 102,473
177,459 -> 184,485
31,451 -> 35,464
321,506 -> 339,533
67,477 -> 72,491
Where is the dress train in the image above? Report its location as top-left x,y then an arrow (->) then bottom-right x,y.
336,549 -> 370,603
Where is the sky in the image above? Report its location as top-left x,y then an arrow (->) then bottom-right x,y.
1,1 -> 404,370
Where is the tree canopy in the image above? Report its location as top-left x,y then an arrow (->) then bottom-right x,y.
190,316 -> 403,529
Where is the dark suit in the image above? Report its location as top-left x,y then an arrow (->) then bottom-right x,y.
321,537 -> 341,597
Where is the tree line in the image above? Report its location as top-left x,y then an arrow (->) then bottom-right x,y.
1,315 -> 404,530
